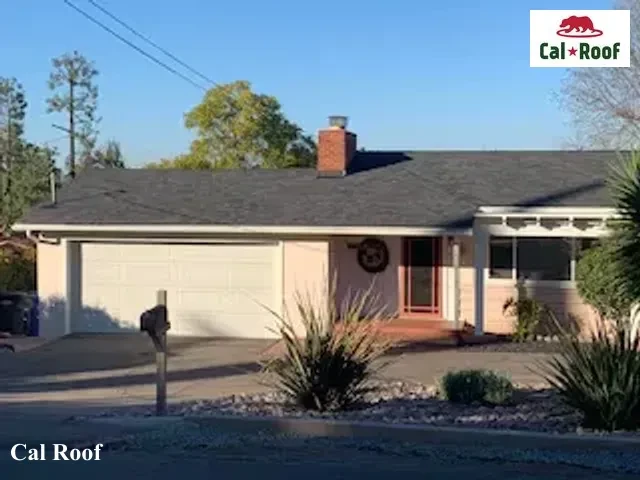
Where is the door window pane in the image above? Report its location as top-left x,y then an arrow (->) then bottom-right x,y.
517,238 -> 571,281
404,238 -> 438,310
489,237 -> 513,279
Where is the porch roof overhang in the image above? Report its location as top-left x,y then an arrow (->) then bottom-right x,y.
474,206 -> 618,238
13,207 -> 618,239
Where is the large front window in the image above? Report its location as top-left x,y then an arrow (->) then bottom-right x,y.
488,237 -> 598,281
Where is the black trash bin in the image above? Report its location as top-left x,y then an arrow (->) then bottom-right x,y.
0,292 -> 28,335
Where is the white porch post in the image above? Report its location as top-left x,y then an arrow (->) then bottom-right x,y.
473,222 -> 488,336
63,240 -> 79,335
62,239 -> 72,335
452,239 -> 461,330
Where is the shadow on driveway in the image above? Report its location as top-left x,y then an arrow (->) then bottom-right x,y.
0,334 -> 272,380
0,362 -> 263,393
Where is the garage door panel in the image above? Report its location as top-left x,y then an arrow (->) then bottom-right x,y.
228,266 -> 271,285
119,244 -> 172,260
79,242 -> 279,338
82,263 -> 121,284
175,265 -> 228,287
121,263 -> 172,285
83,243 -> 121,261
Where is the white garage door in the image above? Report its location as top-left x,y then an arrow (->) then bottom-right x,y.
78,242 -> 280,338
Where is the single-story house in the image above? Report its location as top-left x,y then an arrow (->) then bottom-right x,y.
14,116 -> 618,339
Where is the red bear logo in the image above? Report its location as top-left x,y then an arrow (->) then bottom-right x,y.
557,15 -> 603,38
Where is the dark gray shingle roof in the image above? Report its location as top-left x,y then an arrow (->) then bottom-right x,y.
19,151 -> 618,229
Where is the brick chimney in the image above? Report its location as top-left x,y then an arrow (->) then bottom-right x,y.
317,115 -> 357,177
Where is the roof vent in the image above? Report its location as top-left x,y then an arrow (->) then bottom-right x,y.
328,115 -> 348,129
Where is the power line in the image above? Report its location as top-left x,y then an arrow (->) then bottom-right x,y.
87,0 -> 216,87
63,0 -> 208,92
41,134 -> 69,145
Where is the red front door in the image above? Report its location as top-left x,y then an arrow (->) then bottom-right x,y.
401,237 -> 441,317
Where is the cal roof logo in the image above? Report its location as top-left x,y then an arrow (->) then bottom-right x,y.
530,10 -> 630,68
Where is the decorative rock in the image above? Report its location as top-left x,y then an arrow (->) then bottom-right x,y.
83,380 -> 639,437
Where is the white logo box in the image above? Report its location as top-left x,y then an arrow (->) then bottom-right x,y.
530,10 -> 630,68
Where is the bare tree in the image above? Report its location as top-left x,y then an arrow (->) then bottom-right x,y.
559,0 -> 640,149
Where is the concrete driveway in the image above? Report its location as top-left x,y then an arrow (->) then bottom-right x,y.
0,334 -> 551,411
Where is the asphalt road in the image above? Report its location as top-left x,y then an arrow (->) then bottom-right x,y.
2,450 -> 634,480
1,420 -> 638,480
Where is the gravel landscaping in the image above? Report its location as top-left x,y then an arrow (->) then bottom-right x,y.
80,380 -> 616,435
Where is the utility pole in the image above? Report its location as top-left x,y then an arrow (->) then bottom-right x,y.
5,99 -> 11,217
68,80 -> 75,178
1,95 -> 12,233
52,122 -> 87,179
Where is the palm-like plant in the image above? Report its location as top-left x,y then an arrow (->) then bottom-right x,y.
608,151 -> 640,306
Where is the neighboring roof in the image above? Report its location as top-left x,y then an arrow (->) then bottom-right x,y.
18,151 -> 618,229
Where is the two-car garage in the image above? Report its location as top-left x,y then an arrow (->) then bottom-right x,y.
76,242 -> 281,338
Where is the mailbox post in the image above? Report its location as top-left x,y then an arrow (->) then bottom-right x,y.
140,289 -> 170,416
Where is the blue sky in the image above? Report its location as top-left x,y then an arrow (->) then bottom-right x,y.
2,0 -> 612,167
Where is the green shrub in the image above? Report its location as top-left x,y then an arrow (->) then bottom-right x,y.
0,250 -> 35,292
575,239 -> 633,327
262,283 -> 393,412
539,318 -> 640,431
503,293 -> 548,342
440,369 -> 514,406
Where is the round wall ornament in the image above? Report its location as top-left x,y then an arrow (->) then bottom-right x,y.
357,237 -> 389,273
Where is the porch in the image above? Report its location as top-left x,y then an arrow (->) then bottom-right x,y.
329,206 -> 614,342
329,233 -> 468,342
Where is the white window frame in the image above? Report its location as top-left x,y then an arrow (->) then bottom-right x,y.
486,236 -> 592,288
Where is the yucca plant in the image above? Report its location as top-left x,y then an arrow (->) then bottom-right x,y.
608,151 -> 640,306
262,281 -> 394,412
538,314 -> 640,431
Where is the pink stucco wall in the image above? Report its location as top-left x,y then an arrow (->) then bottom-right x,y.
330,236 -> 401,318
283,239 -> 330,334
454,235 -> 601,336
483,283 -> 600,336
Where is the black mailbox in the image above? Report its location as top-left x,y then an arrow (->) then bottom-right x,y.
140,305 -> 170,335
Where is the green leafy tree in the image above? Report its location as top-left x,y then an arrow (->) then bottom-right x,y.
3,143 -> 54,230
146,154 -> 212,169
0,77 -> 27,227
156,81 -> 315,170
47,51 -> 99,177
576,238 -> 633,325
0,78 -> 53,232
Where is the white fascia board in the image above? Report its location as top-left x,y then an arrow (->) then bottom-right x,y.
475,206 -> 618,219
13,223 -> 473,237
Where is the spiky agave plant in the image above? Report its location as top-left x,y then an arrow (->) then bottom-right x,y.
538,314 -> 640,431
261,279 -> 394,412
608,151 -> 640,312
